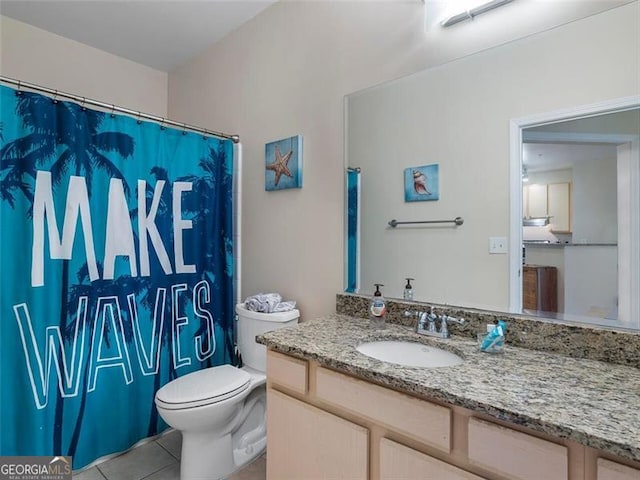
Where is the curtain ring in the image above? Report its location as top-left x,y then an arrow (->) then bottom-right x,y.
160,118 -> 166,131
110,105 -> 116,118
81,97 -> 87,111
52,90 -> 59,104
136,112 -> 142,124
16,80 -> 22,96
182,123 -> 187,135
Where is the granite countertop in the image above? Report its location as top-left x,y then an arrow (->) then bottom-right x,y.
257,314 -> 640,463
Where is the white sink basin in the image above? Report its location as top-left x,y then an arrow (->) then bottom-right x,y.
356,340 -> 463,368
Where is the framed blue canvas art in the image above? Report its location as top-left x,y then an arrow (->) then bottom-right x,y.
404,164 -> 439,202
265,135 -> 303,191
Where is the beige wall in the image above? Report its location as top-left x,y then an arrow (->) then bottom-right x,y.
0,2 -> 635,319
349,4 -> 639,309
168,1 -> 634,319
0,16 -> 167,116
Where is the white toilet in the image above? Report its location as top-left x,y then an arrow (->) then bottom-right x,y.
155,303 -> 299,480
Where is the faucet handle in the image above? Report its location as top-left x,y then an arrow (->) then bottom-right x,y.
440,315 -> 464,325
439,315 -> 465,337
439,316 -> 449,337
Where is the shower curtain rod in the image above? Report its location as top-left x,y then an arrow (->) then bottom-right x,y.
0,75 -> 240,143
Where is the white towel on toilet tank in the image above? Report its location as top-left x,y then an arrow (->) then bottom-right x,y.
244,293 -> 296,313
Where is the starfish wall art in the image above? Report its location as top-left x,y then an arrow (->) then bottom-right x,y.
265,135 -> 303,190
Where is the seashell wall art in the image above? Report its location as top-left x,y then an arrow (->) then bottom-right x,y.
404,163 -> 439,202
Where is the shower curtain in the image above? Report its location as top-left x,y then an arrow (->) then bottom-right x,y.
346,169 -> 360,293
0,85 -> 236,469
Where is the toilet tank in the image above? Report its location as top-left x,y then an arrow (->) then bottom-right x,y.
236,304 -> 299,372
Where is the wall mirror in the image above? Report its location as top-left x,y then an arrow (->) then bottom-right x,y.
344,3 -> 639,331
510,104 -> 639,330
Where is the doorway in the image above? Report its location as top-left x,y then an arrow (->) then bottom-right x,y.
509,97 -> 640,329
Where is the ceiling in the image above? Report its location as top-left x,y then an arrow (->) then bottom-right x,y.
0,0 -> 278,72
523,143 -> 617,172
523,108 -> 640,171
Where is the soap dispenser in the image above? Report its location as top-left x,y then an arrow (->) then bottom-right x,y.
369,283 -> 387,329
403,278 -> 414,301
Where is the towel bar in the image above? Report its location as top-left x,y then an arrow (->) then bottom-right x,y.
388,217 -> 464,228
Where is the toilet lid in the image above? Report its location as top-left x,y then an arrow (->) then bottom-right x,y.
155,365 -> 251,410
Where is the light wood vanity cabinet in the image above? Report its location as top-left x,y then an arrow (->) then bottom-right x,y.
266,350 -> 640,480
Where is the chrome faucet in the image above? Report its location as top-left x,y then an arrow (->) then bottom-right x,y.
438,315 -> 465,338
405,307 -> 464,339
405,307 -> 434,332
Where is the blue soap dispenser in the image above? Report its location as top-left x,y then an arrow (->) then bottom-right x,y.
369,283 -> 387,329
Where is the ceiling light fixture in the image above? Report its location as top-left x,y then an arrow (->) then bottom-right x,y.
441,0 -> 514,27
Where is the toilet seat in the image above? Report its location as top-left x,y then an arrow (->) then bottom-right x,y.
155,365 -> 251,410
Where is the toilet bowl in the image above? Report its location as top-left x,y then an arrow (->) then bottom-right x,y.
154,304 -> 299,480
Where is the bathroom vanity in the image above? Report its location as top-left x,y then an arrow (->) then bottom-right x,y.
258,313 -> 640,480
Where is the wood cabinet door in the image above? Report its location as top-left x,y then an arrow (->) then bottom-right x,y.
266,388 -> 368,480
468,417 -> 568,480
548,182 -> 571,232
597,458 -> 640,480
522,266 -> 538,310
523,265 -> 558,312
380,438 -> 488,480
526,183 -> 548,218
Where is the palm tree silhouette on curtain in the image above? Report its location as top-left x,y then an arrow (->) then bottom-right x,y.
65,264 -> 142,458
138,166 -> 189,435
178,143 -> 235,365
0,91 -> 134,455
142,145 -> 235,435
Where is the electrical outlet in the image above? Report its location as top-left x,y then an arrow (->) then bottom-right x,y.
489,237 -> 508,254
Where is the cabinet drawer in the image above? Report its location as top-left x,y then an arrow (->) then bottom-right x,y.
468,417 -> 568,480
316,367 -> 451,453
597,458 -> 640,480
266,350 -> 307,394
380,438 -> 487,480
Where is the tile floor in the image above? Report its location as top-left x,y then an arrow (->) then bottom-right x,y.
72,430 -> 266,480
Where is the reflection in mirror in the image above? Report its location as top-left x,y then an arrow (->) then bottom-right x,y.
517,108 -> 640,329
344,2 -> 639,331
